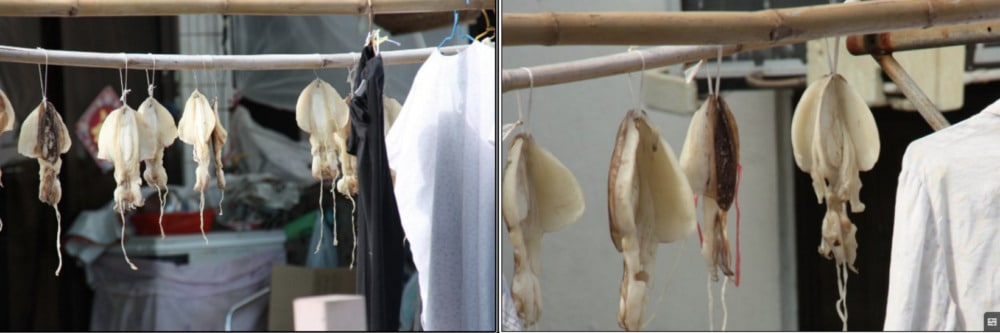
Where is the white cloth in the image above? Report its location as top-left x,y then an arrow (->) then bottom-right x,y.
89,249 -> 284,331
886,99 -> 1000,331
385,40 -> 496,331
227,106 -> 314,185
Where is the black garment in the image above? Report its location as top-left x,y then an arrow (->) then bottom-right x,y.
346,44 -> 405,332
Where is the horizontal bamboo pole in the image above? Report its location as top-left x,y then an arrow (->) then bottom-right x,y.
847,20 -> 1000,55
501,40 -> 803,92
0,0 -> 494,16
502,0 -> 1000,46
0,44 -> 470,70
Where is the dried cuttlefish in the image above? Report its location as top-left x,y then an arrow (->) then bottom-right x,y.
791,72 -> 879,330
0,89 -> 16,232
608,110 -> 697,331
502,132 -> 584,327
791,73 -> 879,274
97,104 -> 157,270
18,99 -> 72,276
177,90 -> 216,242
295,78 -> 349,252
209,98 -> 227,214
137,96 -> 177,238
679,94 -> 741,283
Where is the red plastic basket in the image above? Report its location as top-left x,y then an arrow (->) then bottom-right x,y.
130,210 -> 216,236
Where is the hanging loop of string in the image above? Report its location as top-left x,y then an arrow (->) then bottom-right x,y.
145,53 -> 157,97
502,67 -> 533,141
37,47 -> 49,102
714,45 -> 723,96
314,53 -> 323,78
626,46 -> 647,111
119,52 -> 131,104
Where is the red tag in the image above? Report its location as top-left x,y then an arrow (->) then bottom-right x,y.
75,86 -> 121,172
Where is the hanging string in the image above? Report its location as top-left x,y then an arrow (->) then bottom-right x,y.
707,276 -> 714,331
626,46 -> 648,111
37,47 -> 48,102
119,53 -> 131,104
825,37 -> 836,75
721,275 -> 730,331
714,45 -> 723,96
644,236 -> 689,328
145,53 -> 157,97
314,53 -> 323,78
836,261 -> 849,331
502,67 -> 533,141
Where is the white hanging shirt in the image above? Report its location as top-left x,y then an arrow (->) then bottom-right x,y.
385,40 -> 496,331
886,99 -> 1000,331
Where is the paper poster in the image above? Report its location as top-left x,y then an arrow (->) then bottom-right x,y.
76,86 -> 121,172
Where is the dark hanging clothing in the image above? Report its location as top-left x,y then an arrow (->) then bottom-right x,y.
346,44 -> 405,332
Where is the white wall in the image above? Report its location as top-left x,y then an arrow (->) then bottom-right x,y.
500,1 -> 797,331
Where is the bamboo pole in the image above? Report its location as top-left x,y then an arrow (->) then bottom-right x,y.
502,0 -> 1000,46
0,44 -> 470,70
875,54 -> 950,131
847,20 -> 1000,55
0,0 -> 494,16
501,41 -> 803,92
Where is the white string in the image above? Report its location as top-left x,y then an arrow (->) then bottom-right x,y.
145,53 -> 156,97
721,276 -> 729,331
523,67 -> 534,127
714,45 -> 723,96
707,276 -> 714,331
314,177 -> 325,254
836,261 -> 849,331
627,46 -> 647,110
119,210 -> 138,270
833,36 -> 842,74
825,37 -> 836,75
643,238 -> 688,328
37,47 -> 48,102
119,53 -> 131,103
502,67 -> 533,141
53,208 -> 62,276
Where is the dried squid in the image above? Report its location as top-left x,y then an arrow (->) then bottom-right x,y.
502,132 -> 584,327
137,96 -> 177,238
210,98 -> 227,213
295,78 -> 349,252
97,104 -> 157,270
0,89 -> 15,232
791,72 -> 879,330
792,73 -> 879,272
18,99 -> 72,276
608,110 -> 697,331
679,94 -> 740,283
177,90 -> 216,242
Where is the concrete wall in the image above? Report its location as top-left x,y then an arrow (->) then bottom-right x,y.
500,1 -> 797,331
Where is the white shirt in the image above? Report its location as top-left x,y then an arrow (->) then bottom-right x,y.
385,40 -> 496,331
886,99 -> 1000,331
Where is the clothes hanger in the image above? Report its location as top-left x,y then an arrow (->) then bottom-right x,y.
474,9 -> 495,42
437,0 -> 476,49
